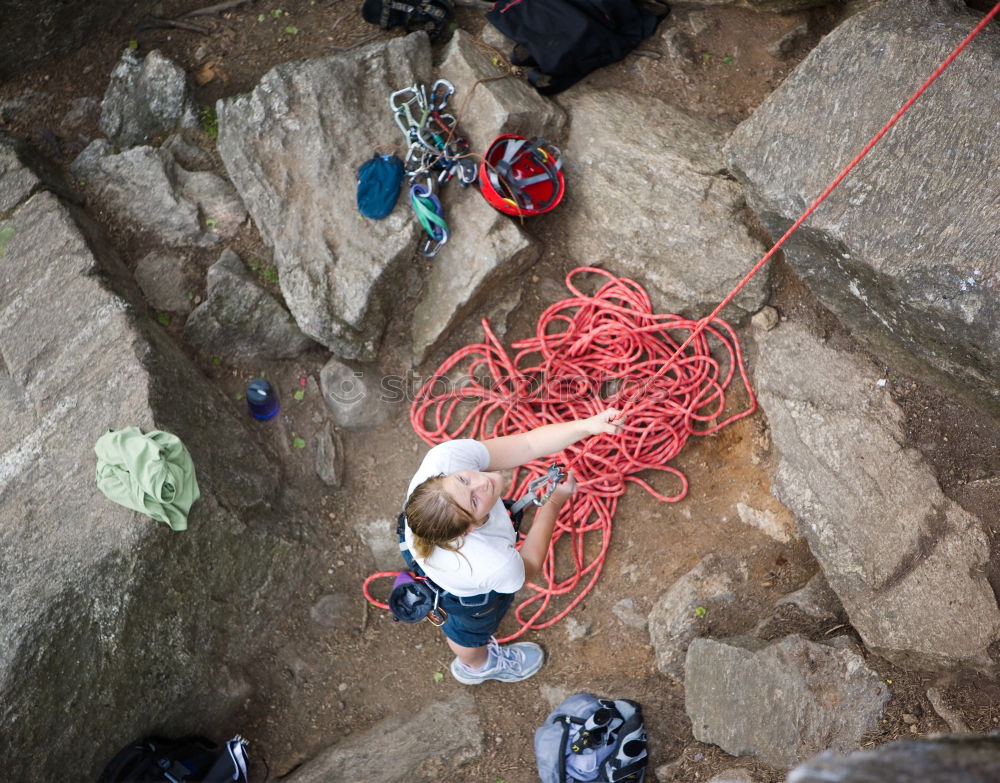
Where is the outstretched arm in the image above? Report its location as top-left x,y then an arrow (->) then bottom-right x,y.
481,408 -> 623,471
519,472 -> 576,582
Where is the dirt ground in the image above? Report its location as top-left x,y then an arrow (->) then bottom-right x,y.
3,1 -> 998,781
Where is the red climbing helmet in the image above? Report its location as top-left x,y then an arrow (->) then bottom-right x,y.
479,134 -> 565,217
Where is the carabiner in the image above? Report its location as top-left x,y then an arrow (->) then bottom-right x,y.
421,228 -> 450,258
390,85 -> 429,137
404,143 -> 429,177
428,79 -> 455,112
389,85 -> 418,115
508,463 -> 567,516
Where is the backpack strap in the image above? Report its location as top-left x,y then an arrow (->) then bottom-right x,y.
557,715 -> 585,783
602,704 -> 648,782
97,740 -> 159,783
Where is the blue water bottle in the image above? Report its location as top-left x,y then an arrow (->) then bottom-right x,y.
246,378 -> 279,421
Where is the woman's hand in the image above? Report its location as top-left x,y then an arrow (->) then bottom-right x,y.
583,408 -> 624,437
550,470 -> 577,502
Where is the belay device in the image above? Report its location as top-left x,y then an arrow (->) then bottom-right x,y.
535,693 -> 648,783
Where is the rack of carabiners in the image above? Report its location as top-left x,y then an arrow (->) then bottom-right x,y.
390,79 -> 477,257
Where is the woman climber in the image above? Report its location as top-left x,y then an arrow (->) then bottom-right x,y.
401,408 -> 624,684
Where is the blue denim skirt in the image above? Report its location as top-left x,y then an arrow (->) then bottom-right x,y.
438,589 -> 516,647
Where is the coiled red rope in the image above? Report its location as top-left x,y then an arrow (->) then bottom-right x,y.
391,267 -> 756,640
363,0 -> 1000,638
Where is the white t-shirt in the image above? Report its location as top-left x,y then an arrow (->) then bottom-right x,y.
403,439 -> 525,597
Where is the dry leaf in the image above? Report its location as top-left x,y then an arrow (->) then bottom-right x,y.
195,60 -> 227,86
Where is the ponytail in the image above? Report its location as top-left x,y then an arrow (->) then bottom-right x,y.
405,474 -> 477,559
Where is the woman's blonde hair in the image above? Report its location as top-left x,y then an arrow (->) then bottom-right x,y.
405,474 -> 477,560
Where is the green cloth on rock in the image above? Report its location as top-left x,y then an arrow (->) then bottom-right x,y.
95,427 -> 201,531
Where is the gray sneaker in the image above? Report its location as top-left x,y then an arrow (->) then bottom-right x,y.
450,637 -> 545,685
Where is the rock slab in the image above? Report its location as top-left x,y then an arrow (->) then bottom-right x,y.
787,735 -> 1000,783
726,0 -> 1000,414
649,553 -> 760,681
284,690 -> 482,782
685,635 -> 889,767
184,249 -> 314,362
753,322 -> 1000,669
409,186 -> 539,364
71,140 -> 244,247
134,250 -> 196,314
217,34 -> 433,360
0,137 -> 301,782
100,48 -> 198,148
559,86 -> 770,321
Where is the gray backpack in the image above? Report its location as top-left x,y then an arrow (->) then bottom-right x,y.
535,693 -> 648,783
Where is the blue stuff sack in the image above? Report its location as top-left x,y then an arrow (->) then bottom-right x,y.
357,153 -> 405,219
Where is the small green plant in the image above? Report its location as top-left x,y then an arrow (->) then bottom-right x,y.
186,292 -> 194,301
285,25 -> 299,34
261,266 -> 279,283
156,312 -> 171,327
257,13 -> 266,21
432,671 -> 444,683
200,106 -> 219,139
701,51 -> 711,62
722,55 -> 735,64
694,606 -> 707,618
235,392 -> 244,401
128,39 -> 139,50
211,355 -> 222,366
292,436 -> 306,449
204,217 -> 219,228
293,389 -> 305,401
0,224 -> 14,258
271,8 -> 284,17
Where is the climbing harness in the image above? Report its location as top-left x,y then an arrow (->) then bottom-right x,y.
389,79 -> 477,256
480,134 -> 564,216
365,0 -> 1000,638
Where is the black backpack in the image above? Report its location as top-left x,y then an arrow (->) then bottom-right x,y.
486,0 -> 664,94
361,0 -> 455,39
97,735 -> 249,783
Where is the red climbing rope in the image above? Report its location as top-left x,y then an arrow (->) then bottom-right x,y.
364,0 -> 1000,634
